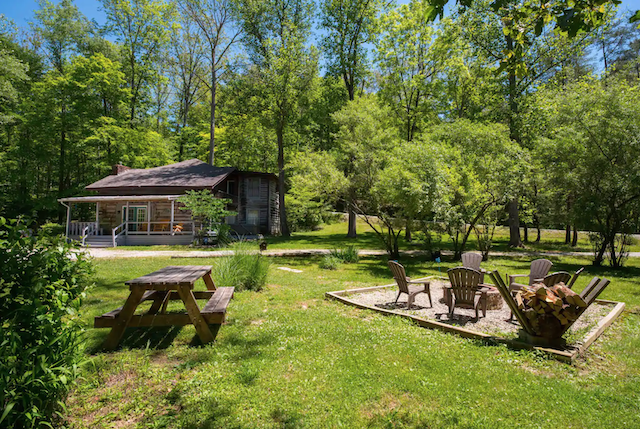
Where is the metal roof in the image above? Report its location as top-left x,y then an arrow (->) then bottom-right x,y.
58,195 -> 183,203
85,159 -> 236,190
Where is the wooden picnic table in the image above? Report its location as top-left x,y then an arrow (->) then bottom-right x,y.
95,265 -> 234,350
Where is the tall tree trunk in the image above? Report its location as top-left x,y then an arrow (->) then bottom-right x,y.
508,199 -> 522,247
565,224 -> 571,244
208,63 -> 216,165
57,103 -> 67,222
276,121 -> 290,237
523,221 -> 528,243
505,34 -> 522,248
572,227 -> 578,247
347,195 -> 357,238
534,213 -> 541,242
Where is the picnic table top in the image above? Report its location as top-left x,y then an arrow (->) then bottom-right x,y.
125,265 -> 213,289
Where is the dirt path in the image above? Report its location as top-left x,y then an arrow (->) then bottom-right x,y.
80,247 -> 640,259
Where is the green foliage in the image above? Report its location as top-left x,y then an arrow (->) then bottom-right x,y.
212,242 -> 269,291
329,245 -> 360,263
0,218 -> 93,428
39,222 -> 65,237
535,79 -> 640,267
178,190 -> 236,244
319,254 -> 341,270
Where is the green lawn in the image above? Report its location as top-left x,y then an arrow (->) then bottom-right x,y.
119,219 -> 640,254
66,253 -> 640,428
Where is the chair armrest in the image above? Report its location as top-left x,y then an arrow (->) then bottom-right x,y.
407,280 -> 429,285
508,274 -> 529,285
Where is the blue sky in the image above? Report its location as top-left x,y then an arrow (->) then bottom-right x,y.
3,0 -> 639,30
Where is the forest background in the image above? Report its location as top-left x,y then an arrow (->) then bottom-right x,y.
1,0 -> 640,266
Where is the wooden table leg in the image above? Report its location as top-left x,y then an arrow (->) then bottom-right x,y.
203,272 -> 216,290
177,285 -> 214,344
103,287 -> 145,351
147,291 -> 167,315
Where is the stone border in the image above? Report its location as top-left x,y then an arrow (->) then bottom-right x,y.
325,279 -> 625,363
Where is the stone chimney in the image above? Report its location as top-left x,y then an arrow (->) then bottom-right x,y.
112,164 -> 131,175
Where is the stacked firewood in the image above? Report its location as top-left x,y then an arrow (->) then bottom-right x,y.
515,282 -> 587,337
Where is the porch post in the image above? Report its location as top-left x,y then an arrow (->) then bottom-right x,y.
125,201 -> 129,235
147,201 -> 150,235
170,199 -> 175,235
96,202 -> 100,235
65,204 -> 71,239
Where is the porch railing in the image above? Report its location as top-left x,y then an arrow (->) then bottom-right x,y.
81,223 -> 99,246
112,222 -> 127,248
124,221 -> 195,236
69,221 -> 98,236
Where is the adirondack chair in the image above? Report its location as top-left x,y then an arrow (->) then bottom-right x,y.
388,261 -> 432,309
446,267 -> 488,321
508,259 -> 554,291
462,252 -> 485,283
541,267 -> 584,289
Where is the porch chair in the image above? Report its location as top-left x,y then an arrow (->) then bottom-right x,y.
387,261 -> 432,310
446,267 -> 488,321
461,252 -> 485,283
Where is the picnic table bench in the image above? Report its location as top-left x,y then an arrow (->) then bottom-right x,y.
95,265 -> 233,350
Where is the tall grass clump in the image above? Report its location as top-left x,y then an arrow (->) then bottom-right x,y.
320,255 -> 341,270
329,245 -> 360,263
0,218 -> 94,428
213,242 -> 269,291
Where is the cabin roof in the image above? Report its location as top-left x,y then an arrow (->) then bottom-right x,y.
85,159 -> 237,190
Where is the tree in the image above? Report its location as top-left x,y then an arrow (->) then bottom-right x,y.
101,0 -> 175,123
236,0 -> 318,237
457,0 -> 591,247
426,119 -> 526,259
536,80 -> 640,267
332,95 -> 397,250
178,0 -> 240,165
375,0 -> 441,142
320,0 -> 387,238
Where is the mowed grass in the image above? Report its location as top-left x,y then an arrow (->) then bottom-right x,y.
114,219 -> 640,254
66,254 -> 640,428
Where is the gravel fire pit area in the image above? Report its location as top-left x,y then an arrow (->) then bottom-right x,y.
326,277 -> 624,361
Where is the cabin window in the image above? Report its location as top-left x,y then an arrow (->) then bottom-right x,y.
247,209 -> 260,225
227,180 -> 236,196
247,178 -> 260,199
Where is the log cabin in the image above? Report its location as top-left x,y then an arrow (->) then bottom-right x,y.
58,159 -> 279,247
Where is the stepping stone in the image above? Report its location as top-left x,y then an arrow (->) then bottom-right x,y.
277,267 -> 303,273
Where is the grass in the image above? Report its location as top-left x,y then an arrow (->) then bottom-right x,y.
108,219 -> 640,254
65,252 -> 640,428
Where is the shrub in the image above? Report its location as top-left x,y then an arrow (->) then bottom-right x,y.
329,245 -> 360,263
212,242 -> 269,291
0,218 -> 93,428
320,255 -> 341,270
39,222 -> 65,237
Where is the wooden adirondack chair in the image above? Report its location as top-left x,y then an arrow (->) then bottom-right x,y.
508,259 -> 553,291
541,267 -> 584,288
446,267 -> 489,321
388,261 -> 432,310
462,252 -> 485,283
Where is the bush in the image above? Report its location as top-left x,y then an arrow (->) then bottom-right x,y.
320,255 -> 341,270
212,242 -> 269,291
329,245 -> 360,263
0,218 -> 93,428
39,222 -> 65,237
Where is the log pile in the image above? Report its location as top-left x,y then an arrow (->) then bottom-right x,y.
515,282 -> 587,338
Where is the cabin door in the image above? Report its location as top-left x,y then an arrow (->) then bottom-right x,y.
122,206 -> 147,232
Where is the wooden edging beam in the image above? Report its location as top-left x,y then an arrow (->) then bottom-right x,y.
325,285 -> 625,363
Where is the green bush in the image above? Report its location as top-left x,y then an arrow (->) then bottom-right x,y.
212,242 -> 269,291
319,255 -> 341,270
39,222 -> 65,237
329,245 -> 360,263
0,218 -> 93,428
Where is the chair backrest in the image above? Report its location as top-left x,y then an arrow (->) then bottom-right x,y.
461,252 -> 483,271
529,259 -> 553,285
447,267 -> 483,306
541,271 -> 571,287
388,260 -> 409,294
566,267 -> 585,289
